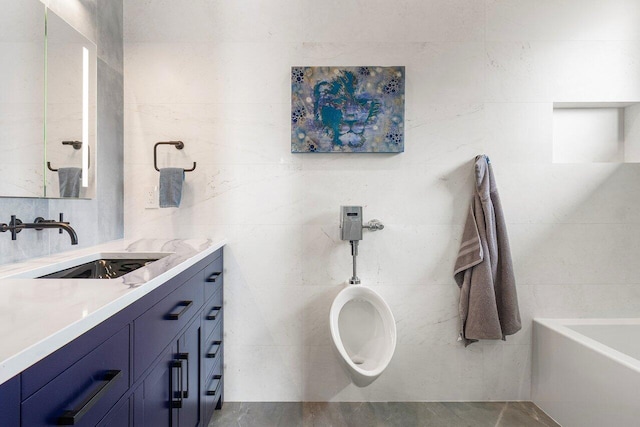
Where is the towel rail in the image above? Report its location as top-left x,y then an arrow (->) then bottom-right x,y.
47,141 -> 90,172
153,141 -> 196,172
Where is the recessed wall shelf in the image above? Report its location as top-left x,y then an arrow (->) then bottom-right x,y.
553,102 -> 640,163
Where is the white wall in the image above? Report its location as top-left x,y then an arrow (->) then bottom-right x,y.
124,0 -> 640,402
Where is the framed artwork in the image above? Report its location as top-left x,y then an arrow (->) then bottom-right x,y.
291,66 -> 405,153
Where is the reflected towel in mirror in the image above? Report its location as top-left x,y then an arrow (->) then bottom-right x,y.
58,167 -> 81,198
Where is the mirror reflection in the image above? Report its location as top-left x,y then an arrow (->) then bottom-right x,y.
45,9 -> 96,198
0,0 -> 96,199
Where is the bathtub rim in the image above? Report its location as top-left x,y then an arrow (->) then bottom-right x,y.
534,318 -> 640,375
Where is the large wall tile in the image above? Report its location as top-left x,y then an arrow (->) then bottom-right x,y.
302,0 -> 484,43
225,344 -> 303,401
529,284 -> 640,318
125,0 -> 305,44
225,284 -> 304,347
549,41 -> 640,102
125,42 -> 300,105
97,0 -> 123,72
484,103 -> 552,164
486,0 -> 640,42
511,223 -> 640,285
231,224 -> 303,287
485,42 -> 555,102
0,199 -> 50,263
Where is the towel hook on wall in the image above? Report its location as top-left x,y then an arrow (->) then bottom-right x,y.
153,141 -> 197,172
47,141 -> 90,172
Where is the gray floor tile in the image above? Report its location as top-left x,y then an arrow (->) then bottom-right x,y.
209,402 -> 559,427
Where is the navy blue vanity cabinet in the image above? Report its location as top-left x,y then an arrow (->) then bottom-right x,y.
201,254 -> 224,421
0,375 -> 20,427
0,246 -> 224,427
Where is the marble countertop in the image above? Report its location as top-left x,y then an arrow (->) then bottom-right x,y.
0,238 -> 226,385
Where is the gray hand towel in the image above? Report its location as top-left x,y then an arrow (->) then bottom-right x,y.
453,155 -> 521,346
58,167 -> 81,198
159,167 -> 185,208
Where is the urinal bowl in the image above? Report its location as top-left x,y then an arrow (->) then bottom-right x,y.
329,285 -> 397,387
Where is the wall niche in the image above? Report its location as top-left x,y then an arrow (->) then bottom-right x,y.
553,102 -> 640,163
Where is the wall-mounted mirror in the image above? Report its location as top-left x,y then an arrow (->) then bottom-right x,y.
44,9 -> 97,198
0,0 -> 96,199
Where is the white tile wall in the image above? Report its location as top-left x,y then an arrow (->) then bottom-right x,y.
124,0 -> 640,401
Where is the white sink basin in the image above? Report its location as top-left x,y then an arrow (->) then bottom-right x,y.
7,252 -> 173,279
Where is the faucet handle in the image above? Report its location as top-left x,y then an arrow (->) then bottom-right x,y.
363,219 -> 384,231
0,215 -> 23,240
59,213 -> 64,234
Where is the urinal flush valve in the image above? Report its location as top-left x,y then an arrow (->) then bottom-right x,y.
339,206 -> 384,285
340,206 -> 385,241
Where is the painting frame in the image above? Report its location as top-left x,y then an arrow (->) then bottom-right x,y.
291,66 -> 405,153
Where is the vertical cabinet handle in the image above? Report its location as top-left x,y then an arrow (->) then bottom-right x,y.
206,341 -> 222,359
206,272 -> 222,282
169,360 -> 183,409
206,375 -> 222,396
176,353 -> 190,399
57,370 -> 122,425
206,306 -> 222,320
166,301 -> 193,320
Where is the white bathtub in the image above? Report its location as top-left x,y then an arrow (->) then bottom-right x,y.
532,318 -> 640,427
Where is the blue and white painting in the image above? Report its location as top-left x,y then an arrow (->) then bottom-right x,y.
291,66 -> 405,153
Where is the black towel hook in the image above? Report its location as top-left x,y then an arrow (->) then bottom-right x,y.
154,141 -> 197,172
47,141 -> 90,172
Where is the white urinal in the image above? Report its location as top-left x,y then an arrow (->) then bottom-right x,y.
329,285 -> 397,387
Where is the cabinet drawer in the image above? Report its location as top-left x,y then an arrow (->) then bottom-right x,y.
134,271 -> 204,379
203,287 -> 223,341
203,255 -> 223,302
203,320 -> 223,378
203,358 -> 223,423
22,326 -> 130,427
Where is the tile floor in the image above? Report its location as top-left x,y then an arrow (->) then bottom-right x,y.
210,401 -> 560,427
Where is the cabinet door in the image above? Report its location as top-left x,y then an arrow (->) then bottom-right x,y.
137,319 -> 200,427
137,344 -> 179,427
0,375 -> 19,427
97,397 -> 130,427
177,318 -> 201,427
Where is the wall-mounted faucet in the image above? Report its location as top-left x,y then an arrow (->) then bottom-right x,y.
1,213 -> 78,245
340,206 -> 384,284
